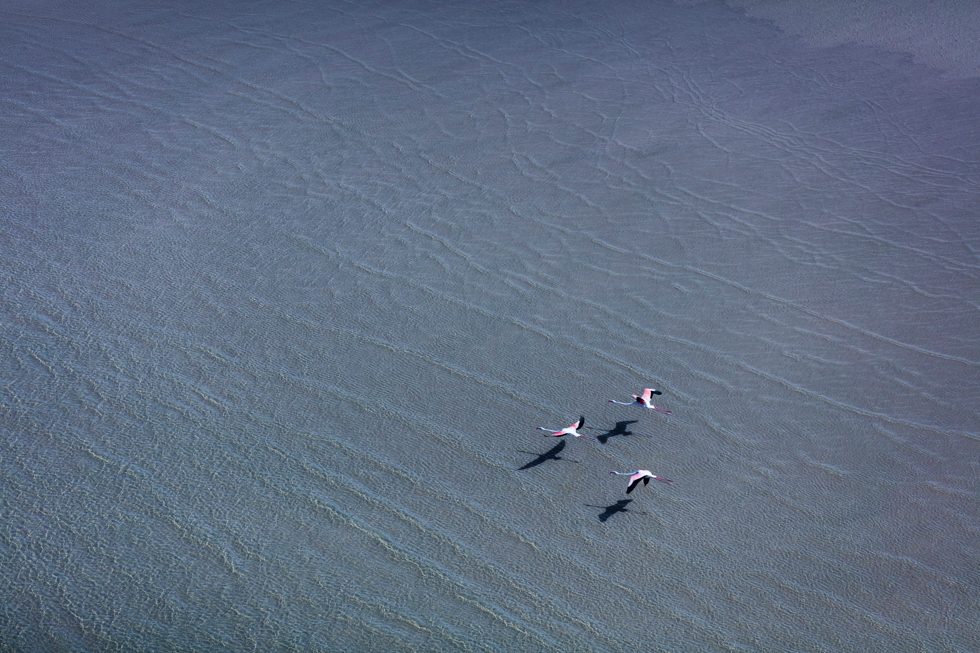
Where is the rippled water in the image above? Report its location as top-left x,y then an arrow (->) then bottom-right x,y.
2,1 -> 978,651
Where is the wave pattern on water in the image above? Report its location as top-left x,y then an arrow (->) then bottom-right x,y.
2,1 -> 979,651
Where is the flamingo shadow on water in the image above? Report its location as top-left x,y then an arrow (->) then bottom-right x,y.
590,420 -> 639,444
585,499 -> 645,522
516,440 -> 578,470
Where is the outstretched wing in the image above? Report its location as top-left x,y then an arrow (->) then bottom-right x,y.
626,477 -> 641,494
575,416 -> 585,429
641,388 -> 662,401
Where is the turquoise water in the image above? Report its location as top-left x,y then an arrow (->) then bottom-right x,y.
2,1 -> 978,650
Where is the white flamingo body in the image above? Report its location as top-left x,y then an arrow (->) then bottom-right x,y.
609,387 -> 671,414
610,469 -> 673,494
537,416 -> 589,438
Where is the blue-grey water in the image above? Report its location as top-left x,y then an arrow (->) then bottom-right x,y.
2,1 -> 978,651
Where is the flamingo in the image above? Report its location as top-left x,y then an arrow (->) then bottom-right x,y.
608,387 -> 672,414
537,416 -> 589,438
610,469 -> 673,494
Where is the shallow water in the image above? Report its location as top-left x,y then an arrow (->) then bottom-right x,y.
2,1 -> 978,651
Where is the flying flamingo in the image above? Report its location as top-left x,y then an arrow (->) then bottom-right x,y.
537,416 -> 589,438
610,469 -> 673,494
608,388 -> 672,414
